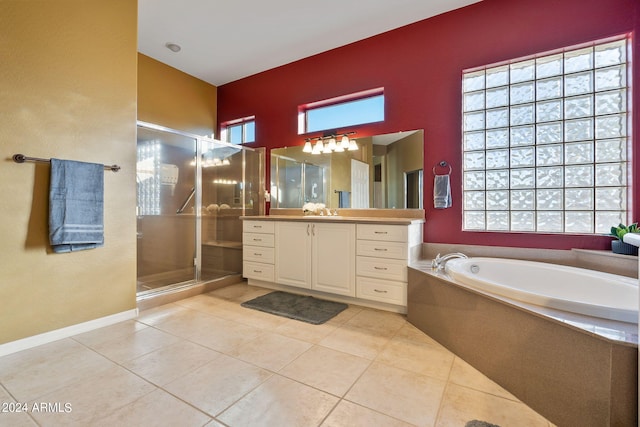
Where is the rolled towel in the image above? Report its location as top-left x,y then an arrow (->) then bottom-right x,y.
433,174 -> 452,209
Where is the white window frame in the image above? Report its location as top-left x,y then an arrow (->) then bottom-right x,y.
221,116 -> 255,144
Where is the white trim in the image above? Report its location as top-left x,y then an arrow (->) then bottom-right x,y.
0,308 -> 138,357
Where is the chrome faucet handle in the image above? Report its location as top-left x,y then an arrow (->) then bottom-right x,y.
431,253 -> 442,269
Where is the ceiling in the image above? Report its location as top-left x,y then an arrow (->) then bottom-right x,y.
138,0 -> 481,87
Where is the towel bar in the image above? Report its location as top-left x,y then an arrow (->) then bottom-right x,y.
12,154 -> 120,172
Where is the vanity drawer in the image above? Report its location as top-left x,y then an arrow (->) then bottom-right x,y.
356,240 -> 407,260
243,221 -> 275,234
356,256 -> 407,282
243,261 -> 275,282
356,277 -> 406,305
243,232 -> 275,247
243,246 -> 275,264
357,224 -> 407,243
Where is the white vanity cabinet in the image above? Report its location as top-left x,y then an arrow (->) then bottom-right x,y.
275,221 -> 356,296
242,220 -> 275,282
241,215 -> 423,313
355,223 -> 421,306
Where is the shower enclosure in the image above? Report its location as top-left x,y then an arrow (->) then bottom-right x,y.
136,122 -> 264,299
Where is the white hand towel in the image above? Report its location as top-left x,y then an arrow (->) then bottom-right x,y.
433,174 -> 452,209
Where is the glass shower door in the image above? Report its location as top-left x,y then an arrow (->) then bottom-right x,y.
136,126 -> 197,295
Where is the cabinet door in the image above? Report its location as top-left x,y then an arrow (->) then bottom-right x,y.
275,222 -> 312,288
312,222 -> 356,296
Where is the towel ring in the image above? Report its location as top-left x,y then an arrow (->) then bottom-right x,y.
433,161 -> 452,176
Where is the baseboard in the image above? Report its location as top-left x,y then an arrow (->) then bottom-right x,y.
0,308 -> 139,357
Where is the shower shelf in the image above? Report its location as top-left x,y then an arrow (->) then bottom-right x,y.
202,240 -> 242,249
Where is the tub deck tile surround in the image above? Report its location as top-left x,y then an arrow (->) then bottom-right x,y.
407,262 -> 638,427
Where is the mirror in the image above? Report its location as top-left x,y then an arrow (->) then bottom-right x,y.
270,129 -> 423,209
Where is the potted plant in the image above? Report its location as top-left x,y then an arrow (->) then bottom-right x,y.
609,223 -> 639,255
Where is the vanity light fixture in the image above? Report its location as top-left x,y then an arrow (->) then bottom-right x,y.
305,132 -> 357,154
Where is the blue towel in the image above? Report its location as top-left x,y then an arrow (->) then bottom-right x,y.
433,174 -> 452,209
49,159 -> 104,253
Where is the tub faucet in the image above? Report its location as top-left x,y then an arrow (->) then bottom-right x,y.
431,252 -> 468,270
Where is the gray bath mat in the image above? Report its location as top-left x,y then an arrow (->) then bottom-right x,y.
241,291 -> 347,325
466,421 -> 500,427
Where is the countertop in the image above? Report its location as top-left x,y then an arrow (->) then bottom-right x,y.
240,215 -> 424,225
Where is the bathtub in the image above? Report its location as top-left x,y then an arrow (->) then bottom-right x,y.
444,257 -> 638,324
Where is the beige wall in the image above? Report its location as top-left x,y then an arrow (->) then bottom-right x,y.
0,1 -> 138,344
387,132 -> 424,209
138,53 -> 217,135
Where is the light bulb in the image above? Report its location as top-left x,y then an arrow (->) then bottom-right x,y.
302,140 -> 312,153
348,139 -> 359,151
327,137 -> 337,152
340,135 -> 350,149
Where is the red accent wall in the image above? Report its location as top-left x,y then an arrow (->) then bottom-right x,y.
218,0 -> 640,250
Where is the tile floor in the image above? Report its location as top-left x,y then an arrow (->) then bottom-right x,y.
0,283 -> 554,427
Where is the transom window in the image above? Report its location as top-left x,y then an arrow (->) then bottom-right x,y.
462,37 -> 630,234
221,117 -> 255,144
299,88 -> 384,134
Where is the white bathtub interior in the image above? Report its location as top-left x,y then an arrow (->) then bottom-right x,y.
445,257 -> 639,324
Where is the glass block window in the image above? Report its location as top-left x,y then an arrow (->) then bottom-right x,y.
462,38 -> 630,234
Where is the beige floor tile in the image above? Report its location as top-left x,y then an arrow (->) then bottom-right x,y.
325,305 -> 363,325
122,340 -> 221,386
30,365 -> 156,426
207,283 -> 271,302
163,354 -> 271,416
174,293 -> 226,312
91,388 -> 211,427
204,419 -> 227,427
218,375 -> 339,427
72,319 -> 148,348
136,303 -> 189,326
152,308 -> 225,338
321,400 -> 415,427
395,322 -> 444,347
448,356 -> 518,401
89,326 -> 182,363
0,385 -> 38,426
376,336 -> 454,381
343,308 -> 406,338
0,339 -> 115,402
229,331 -> 312,371
274,318 -> 338,344
345,361 -> 446,426
436,382 -> 550,427
218,304 -> 291,329
319,325 -> 391,359
186,317 -> 264,353
280,345 -> 370,397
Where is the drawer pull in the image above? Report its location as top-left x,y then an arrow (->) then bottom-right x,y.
374,289 -> 388,293
253,269 -> 262,273
253,252 -> 262,256
374,266 -> 388,270
253,238 -> 262,242
374,231 -> 388,234
253,225 -> 262,229
374,248 -> 388,251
